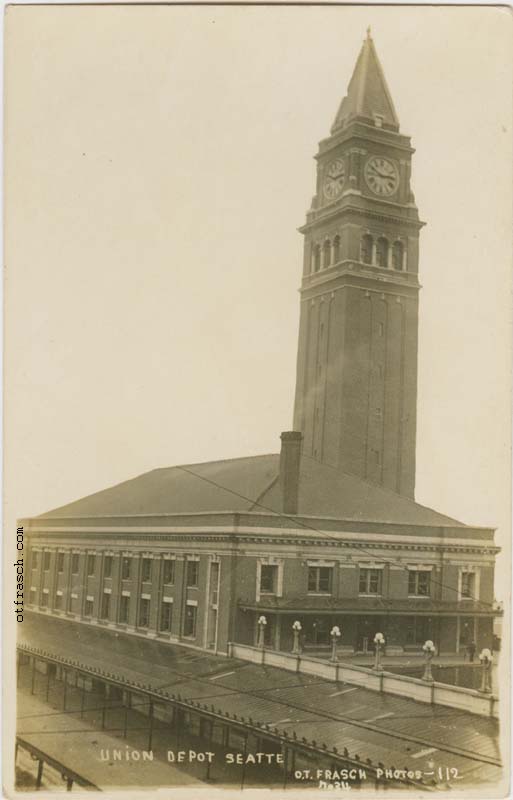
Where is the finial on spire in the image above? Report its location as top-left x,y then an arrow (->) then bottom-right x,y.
366,26 -> 372,39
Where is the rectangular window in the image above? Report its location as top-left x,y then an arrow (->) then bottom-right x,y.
43,552 -> 51,571
30,589 -> 37,605
32,551 -> 39,570
260,564 -> 278,594
138,598 -> 150,628
100,592 -> 111,620
54,593 -> 63,610
210,562 -> 220,605
359,568 -> 382,595
84,598 -> 94,617
417,571 -> 430,596
184,604 -> 197,637
57,552 -> 65,573
122,557 -> 131,580
103,556 -> 113,579
119,594 -> 130,624
186,560 -> 199,588
163,559 -> 175,585
41,592 -> 49,608
461,572 -> 475,599
141,558 -> 151,582
307,566 -> 333,594
87,554 -> 95,576
71,553 -> 80,575
160,601 -> 173,632
408,570 -> 431,597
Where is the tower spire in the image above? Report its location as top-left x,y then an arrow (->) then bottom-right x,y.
331,30 -> 399,133
293,31 -> 423,498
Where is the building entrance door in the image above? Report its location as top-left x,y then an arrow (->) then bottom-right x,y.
303,617 -> 331,646
356,617 -> 381,653
458,618 -> 475,653
312,618 -> 330,645
405,616 -> 431,647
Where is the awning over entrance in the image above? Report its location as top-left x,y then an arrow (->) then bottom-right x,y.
239,597 -> 499,617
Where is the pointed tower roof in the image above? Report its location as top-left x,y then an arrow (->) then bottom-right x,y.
331,28 -> 399,134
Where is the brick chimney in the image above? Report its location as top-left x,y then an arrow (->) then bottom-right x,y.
279,431 -> 303,515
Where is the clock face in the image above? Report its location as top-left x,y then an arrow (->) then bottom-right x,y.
323,158 -> 345,201
364,156 -> 399,197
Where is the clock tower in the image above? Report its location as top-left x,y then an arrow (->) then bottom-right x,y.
293,29 -> 424,498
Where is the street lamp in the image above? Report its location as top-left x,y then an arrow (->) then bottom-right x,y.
479,648 -> 493,693
330,626 -> 341,662
292,620 -> 302,655
373,632 -> 385,671
257,615 -> 267,649
422,640 -> 436,682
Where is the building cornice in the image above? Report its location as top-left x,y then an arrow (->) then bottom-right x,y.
299,261 -> 420,298
300,200 -> 425,234
21,510 -> 496,537
24,528 -> 499,557
316,123 -> 414,159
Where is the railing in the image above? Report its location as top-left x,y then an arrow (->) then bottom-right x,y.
16,736 -> 99,791
227,643 -> 499,719
17,643 -> 411,789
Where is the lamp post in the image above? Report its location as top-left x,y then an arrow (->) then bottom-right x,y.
257,616 -> 267,649
373,632 -> 385,671
292,621 -> 302,655
422,640 -> 436,682
479,648 -> 493,693
330,626 -> 341,662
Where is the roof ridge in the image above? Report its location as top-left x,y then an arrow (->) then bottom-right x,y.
173,452 -> 278,470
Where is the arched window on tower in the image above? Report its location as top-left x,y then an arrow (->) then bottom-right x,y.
312,244 -> 321,273
333,235 -> 340,264
361,234 -> 373,265
323,239 -> 332,269
376,237 -> 389,268
392,240 -> 404,271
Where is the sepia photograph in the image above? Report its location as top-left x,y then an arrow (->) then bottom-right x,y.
4,4 -> 512,797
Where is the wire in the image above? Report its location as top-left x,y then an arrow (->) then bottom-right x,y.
17,669 -> 497,766
175,463 -> 497,610
17,667 -> 492,726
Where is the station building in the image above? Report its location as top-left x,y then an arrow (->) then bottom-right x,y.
21,31 -> 499,658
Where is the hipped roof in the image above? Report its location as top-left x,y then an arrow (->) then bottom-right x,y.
38,452 -> 468,529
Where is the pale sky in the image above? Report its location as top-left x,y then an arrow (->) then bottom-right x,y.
5,5 -> 512,584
